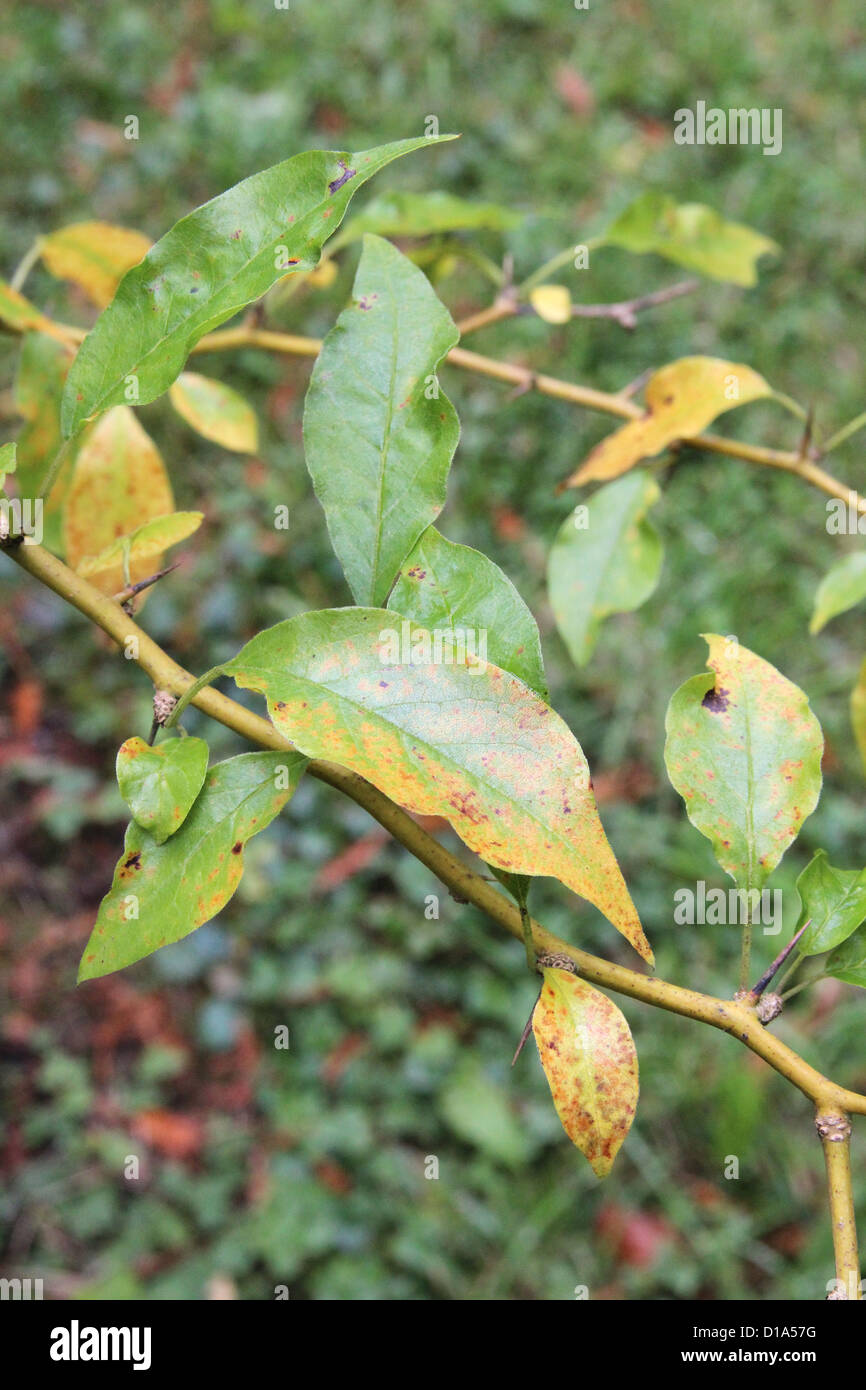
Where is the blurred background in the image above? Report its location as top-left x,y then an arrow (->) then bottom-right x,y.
1,0 -> 865,1300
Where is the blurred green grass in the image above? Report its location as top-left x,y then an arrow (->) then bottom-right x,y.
1,0 -> 866,1300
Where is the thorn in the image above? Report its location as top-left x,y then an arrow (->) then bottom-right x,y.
511,988 -> 541,1066
747,920 -> 810,1002
112,561 -> 181,606
797,405 -> 815,461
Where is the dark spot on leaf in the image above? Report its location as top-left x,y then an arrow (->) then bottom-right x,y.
124,851 -> 142,870
231,842 -> 243,855
406,566 -> 426,580
328,161 -> 356,194
702,685 -> 730,713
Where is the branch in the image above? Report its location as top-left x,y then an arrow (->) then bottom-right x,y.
5,538 -> 864,1298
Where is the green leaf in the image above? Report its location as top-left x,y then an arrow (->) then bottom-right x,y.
810,553 -> 866,634
77,511 -> 203,581
665,635 -> 823,889
0,442 -> 16,491
303,235 -> 459,605
795,850 -> 866,956
388,525 -> 547,698
439,1059 -> 531,1168
79,751 -> 307,980
61,135 -> 455,437
116,735 -> 210,845
169,373 -> 258,453
532,968 -> 638,1177
13,333 -> 77,547
548,470 -> 662,667
225,608 -> 652,963
826,923 -> 866,989
561,357 -> 772,487
602,192 -> 778,286
330,190 -> 520,251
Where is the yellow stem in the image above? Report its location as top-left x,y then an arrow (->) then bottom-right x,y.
817,1112 -> 861,1299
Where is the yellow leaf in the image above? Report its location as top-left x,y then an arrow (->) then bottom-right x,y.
530,284 -> 572,325
39,222 -> 152,308
307,259 -> 338,289
561,356 -> 772,488
851,658 -> 866,776
0,280 -> 77,345
169,373 -> 258,454
532,967 -> 638,1176
78,511 -> 203,581
64,407 -> 174,601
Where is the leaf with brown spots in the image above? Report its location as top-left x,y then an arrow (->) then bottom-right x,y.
532,968 -> 638,1177
62,136 -> 456,436
664,635 -> 823,890
63,407 -> 174,602
559,357 -> 772,488
78,751 -> 307,980
225,609 -> 652,963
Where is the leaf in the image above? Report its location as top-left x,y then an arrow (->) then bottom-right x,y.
387,525 -> 547,698
0,442 -> 15,491
225,608 -> 652,963
169,373 -> 258,453
63,406 -> 174,599
61,135 -> 455,437
810,553 -> 866,634
561,357 -> 772,487
532,968 -> 638,1177
330,189 -> 520,251
116,735 -> 210,845
77,511 -> 203,581
795,850 -> 866,956
13,333 -> 79,547
78,751 -> 307,980
851,658 -> 866,775
529,284 -> 571,324
439,1059 -> 531,1167
826,923 -> 866,989
548,470 -> 662,667
602,192 -> 778,286
664,635 -> 823,889
303,235 -> 459,605
39,221 -> 152,308
0,280 -> 74,344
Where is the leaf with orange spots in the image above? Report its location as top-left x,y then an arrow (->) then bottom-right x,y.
39,221 -> 152,308
532,967 -> 638,1177
116,735 -> 209,845
63,406 -> 174,601
79,751 -> 307,981
62,136 -> 457,437
664,635 -> 823,890
225,609 -> 652,963
559,357 -> 772,488
303,235 -> 459,605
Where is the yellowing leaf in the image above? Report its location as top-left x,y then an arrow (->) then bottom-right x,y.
225,609 -> 653,963
39,222 -> 152,308
532,968 -> 638,1177
530,284 -> 572,324
78,511 -> 203,581
169,373 -> 258,453
851,657 -> 866,775
79,751 -> 307,980
665,635 -> 823,889
0,280 -> 75,345
13,333 -> 78,548
602,193 -> 778,287
64,407 -> 174,599
561,356 -> 772,487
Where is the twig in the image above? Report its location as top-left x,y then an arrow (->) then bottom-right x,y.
112,561 -> 180,606
747,921 -> 811,1002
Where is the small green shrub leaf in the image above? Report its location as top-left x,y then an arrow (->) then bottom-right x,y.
795,850 -> 866,956
116,735 -> 210,845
